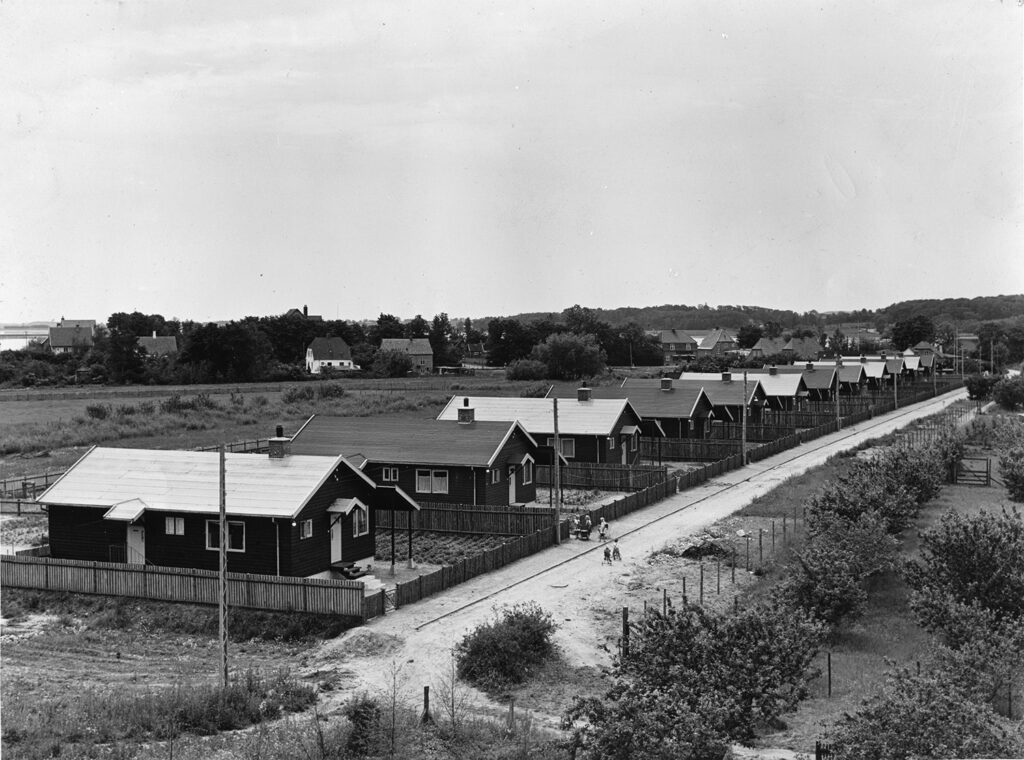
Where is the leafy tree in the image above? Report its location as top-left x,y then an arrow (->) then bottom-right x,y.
405,314 -> 429,338
462,317 -> 484,345
829,656 -> 1020,760
763,320 -> 784,339
506,359 -> 548,381
891,316 -> 935,351
486,317 -> 536,366
429,312 -> 462,367
372,349 -> 413,378
564,603 -> 823,757
993,375 -> 1024,411
530,332 -> 605,381
455,602 -> 557,693
371,313 -> 405,344
905,507 -> 1024,642
778,511 -> 897,628
178,322 -> 273,382
735,324 -> 763,349
965,373 -> 1001,401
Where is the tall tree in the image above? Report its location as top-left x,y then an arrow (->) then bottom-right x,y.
892,316 -> 936,351
405,314 -> 429,338
371,313 -> 405,344
530,332 -> 605,380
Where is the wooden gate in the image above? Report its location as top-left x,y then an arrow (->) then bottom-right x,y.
383,587 -> 397,612
956,458 -> 991,487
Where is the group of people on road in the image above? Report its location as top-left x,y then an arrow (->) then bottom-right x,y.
569,510 -> 622,564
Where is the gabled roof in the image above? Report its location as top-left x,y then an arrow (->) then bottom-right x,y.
36,447 -> 365,520
767,364 -> 837,391
694,329 -> 735,349
816,359 -> 888,379
48,326 -> 94,349
902,356 -> 921,371
308,336 -> 352,361
380,338 -> 433,356
550,384 -> 713,420
784,337 -> 822,360
833,364 -> 868,384
744,370 -> 808,398
137,336 -> 178,356
290,415 -> 537,469
750,337 -> 788,355
436,396 -> 640,436
631,375 -> 764,407
657,329 -> 698,346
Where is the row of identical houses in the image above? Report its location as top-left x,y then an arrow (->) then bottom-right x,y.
35,344 -> 947,580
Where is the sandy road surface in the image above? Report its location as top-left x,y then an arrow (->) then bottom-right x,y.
304,391 -> 969,724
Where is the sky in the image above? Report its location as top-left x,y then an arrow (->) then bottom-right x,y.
1,0 -> 1022,326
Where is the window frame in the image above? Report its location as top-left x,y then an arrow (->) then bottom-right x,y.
352,505 -> 369,537
382,466 -> 399,483
546,437 -> 576,459
165,516 -> 184,536
491,468 -> 501,485
522,458 -> 534,485
416,468 -> 449,494
300,518 -> 313,539
205,520 -> 246,553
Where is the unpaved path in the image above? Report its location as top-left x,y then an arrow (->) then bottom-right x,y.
302,390 -> 970,727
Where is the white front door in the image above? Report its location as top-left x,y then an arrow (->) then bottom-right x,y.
330,518 -> 343,564
126,526 -> 145,564
508,465 -> 517,504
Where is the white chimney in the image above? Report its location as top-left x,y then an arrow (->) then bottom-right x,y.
660,377 -> 673,391
577,383 -> 592,402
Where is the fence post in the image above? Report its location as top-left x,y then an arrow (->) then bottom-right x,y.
827,651 -> 832,697
421,685 -> 433,724
621,606 -> 629,659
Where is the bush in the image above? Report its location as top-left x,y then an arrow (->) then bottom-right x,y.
965,373 -> 1000,401
85,403 -> 111,420
993,375 -> 1024,410
341,693 -> 382,756
506,359 -> 548,381
282,385 -> 316,404
999,447 -> 1024,501
317,382 -> 346,399
455,602 -> 557,693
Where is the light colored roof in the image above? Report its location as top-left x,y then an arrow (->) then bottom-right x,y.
815,359 -> 888,379
902,356 -> 921,371
767,365 -> 837,391
633,375 -> 763,406
103,498 -> 148,522
290,415 -> 537,469
37,447 -> 351,519
695,329 -> 735,349
550,384 -> 712,419
436,395 -> 638,436
380,338 -> 433,356
327,497 -> 368,516
744,371 -> 807,397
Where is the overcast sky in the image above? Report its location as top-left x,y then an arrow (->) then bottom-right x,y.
1,0 -> 1021,326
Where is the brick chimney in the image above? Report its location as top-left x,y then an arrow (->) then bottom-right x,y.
860,355 -> 867,363
457,397 -> 475,424
721,372 -> 732,382
269,425 -> 290,458
660,377 -> 673,391
577,382 -> 592,402
769,365 -> 778,375
805,362 -> 814,371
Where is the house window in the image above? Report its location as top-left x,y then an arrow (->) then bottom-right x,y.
382,467 -> 399,482
352,505 -> 369,537
165,517 -> 184,536
206,520 -> 245,552
491,468 -> 501,484
631,433 -> 638,452
545,438 -> 576,459
608,436 -> 616,450
522,459 -> 533,485
300,519 -> 313,539
416,469 -> 449,494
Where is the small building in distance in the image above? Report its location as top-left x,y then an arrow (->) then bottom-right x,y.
380,338 -> 434,373
137,331 -> 178,358
306,337 -> 359,374
46,318 -> 96,354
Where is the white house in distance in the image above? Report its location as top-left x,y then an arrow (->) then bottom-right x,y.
306,337 -> 359,374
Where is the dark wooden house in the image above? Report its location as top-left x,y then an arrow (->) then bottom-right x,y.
436,391 -> 649,465
290,413 -> 541,507
37,444 -> 417,576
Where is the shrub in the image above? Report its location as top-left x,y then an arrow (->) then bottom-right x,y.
965,373 -> 1000,401
85,403 -> 111,420
993,375 -> 1024,410
506,359 -> 548,381
282,385 -> 316,404
456,602 -> 557,693
999,447 -> 1024,501
317,382 -> 346,399
341,693 -> 382,756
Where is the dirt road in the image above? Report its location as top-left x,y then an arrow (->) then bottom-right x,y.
305,391 -> 970,724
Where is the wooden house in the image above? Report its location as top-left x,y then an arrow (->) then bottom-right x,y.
749,337 -> 789,360
766,364 -> 838,402
550,378 -> 714,439
436,391 -> 649,465
137,332 -> 178,357
289,413 -> 541,507
744,366 -> 809,411
657,329 -> 699,364
37,445 -> 418,576
667,373 -> 768,423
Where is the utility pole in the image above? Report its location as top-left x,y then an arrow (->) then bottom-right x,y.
894,365 -> 898,408
218,446 -> 229,688
835,355 -> 841,430
552,398 -> 562,545
741,371 -> 748,465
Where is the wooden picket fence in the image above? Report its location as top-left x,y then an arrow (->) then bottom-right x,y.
0,554 -> 368,619
535,462 -> 668,491
641,438 -> 742,462
375,501 -> 554,536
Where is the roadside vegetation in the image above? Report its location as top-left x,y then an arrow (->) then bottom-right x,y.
455,603 -> 559,695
